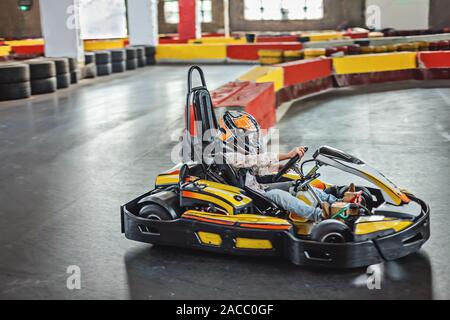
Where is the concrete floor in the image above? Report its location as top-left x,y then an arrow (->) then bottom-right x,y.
0,65 -> 449,299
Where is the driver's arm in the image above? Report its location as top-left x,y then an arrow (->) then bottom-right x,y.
278,147 -> 307,161
224,152 -> 279,172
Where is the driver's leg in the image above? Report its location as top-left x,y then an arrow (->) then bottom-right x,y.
311,187 -> 338,204
266,189 -> 322,221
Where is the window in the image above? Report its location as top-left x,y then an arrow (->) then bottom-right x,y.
164,0 -> 213,24
244,0 -> 324,21
164,0 -> 179,24
200,0 -> 213,23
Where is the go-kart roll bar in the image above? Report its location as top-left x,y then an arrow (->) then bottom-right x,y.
184,66 -> 219,163
185,66 -> 207,134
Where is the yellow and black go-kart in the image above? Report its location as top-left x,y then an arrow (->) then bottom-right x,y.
121,66 -> 430,268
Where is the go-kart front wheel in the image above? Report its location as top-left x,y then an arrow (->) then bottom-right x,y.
139,204 -> 173,221
311,220 -> 353,243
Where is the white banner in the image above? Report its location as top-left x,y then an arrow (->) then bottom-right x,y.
79,0 -> 128,39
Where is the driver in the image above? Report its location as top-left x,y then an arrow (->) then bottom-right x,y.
218,110 -> 336,221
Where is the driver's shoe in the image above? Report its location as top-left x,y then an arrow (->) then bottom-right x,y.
320,202 -> 332,220
342,183 -> 362,203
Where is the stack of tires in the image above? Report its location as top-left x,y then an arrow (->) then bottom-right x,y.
84,52 -> 97,79
26,60 -> 57,95
49,58 -> 70,89
126,47 -> 138,70
110,49 -> 126,73
0,64 -> 31,101
144,46 -> 156,65
95,51 -> 112,76
69,58 -> 80,84
135,47 -> 146,67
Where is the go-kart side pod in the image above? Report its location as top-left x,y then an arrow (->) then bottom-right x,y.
121,192 -> 430,268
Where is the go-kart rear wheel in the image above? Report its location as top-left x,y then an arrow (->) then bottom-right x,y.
139,204 -> 173,221
311,220 -> 353,243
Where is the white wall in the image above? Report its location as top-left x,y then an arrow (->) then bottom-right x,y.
366,0 -> 430,30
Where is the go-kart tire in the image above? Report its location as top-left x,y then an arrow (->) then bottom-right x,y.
137,56 -> 146,67
56,73 -> 71,89
26,60 -> 56,80
68,57 -> 77,72
84,63 -> 97,78
85,52 -> 96,65
146,55 -> 156,65
0,81 -> 31,101
48,58 -> 69,75
110,49 -> 126,62
97,63 -> 112,76
70,69 -> 81,84
126,48 -> 137,60
310,220 -> 353,243
126,58 -> 138,70
95,51 -> 111,64
144,46 -> 156,56
112,61 -> 126,73
0,64 -> 30,84
30,77 -> 57,95
139,204 -> 173,221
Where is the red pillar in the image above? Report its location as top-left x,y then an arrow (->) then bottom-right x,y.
178,0 -> 199,41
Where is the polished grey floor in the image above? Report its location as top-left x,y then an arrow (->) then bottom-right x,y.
0,65 -> 449,299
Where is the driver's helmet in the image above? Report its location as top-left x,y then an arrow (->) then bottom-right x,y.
218,110 -> 262,155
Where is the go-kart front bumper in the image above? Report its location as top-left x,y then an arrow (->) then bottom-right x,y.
121,195 -> 430,269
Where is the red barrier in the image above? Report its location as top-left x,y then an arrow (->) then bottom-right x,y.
256,36 -> 299,43
11,44 -> 45,55
227,42 -> 302,61
344,31 -> 369,39
159,38 -> 188,44
213,81 -> 276,129
276,77 -> 333,106
188,81 -> 276,135
418,51 -> 450,68
277,58 -> 332,87
333,70 -> 418,87
419,68 -> 450,80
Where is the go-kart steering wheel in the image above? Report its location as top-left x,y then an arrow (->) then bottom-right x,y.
272,147 -> 308,183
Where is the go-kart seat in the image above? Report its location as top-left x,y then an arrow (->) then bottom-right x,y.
209,155 -> 285,216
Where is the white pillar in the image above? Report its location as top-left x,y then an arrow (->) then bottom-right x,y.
223,0 -> 230,37
39,0 -> 84,62
127,0 -> 158,46
195,0 -> 202,39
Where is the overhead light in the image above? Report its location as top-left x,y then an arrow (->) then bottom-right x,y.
17,0 -> 33,12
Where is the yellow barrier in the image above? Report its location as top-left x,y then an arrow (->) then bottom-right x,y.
304,48 -> 326,59
333,52 -> 417,75
156,44 -> 227,61
258,49 -> 283,57
238,66 -> 284,91
4,39 -> 44,46
188,37 -> 245,44
84,39 -> 126,51
304,32 -> 343,42
0,46 -> 11,56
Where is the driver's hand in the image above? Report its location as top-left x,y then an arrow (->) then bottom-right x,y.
287,147 -> 307,159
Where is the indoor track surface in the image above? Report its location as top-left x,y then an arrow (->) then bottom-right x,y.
0,65 -> 449,299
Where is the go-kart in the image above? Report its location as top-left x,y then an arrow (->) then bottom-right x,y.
121,66 -> 430,268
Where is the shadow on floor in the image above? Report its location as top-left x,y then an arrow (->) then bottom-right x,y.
124,244 -> 433,300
